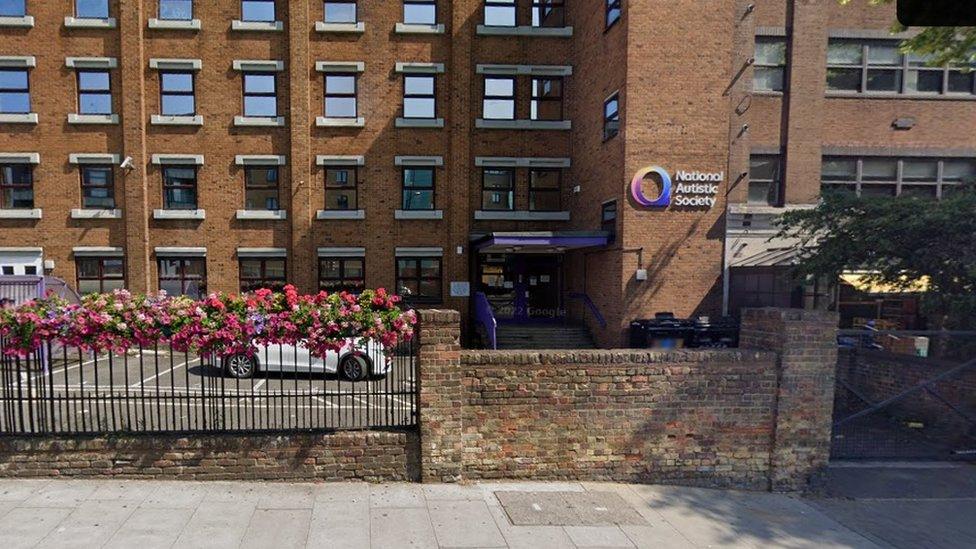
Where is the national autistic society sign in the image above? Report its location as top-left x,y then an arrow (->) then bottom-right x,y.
630,165 -> 722,209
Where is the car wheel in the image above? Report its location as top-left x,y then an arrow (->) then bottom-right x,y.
224,354 -> 256,379
340,354 -> 368,381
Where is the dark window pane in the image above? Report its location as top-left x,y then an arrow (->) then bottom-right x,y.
239,260 -> 261,279
947,70 -> 974,93
861,158 -> 897,181
404,168 -> 433,187
906,70 -> 943,93
900,185 -> 938,198
821,158 -> 856,181
860,184 -> 897,197
866,69 -> 900,92
826,68 -> 862,91
402,190 -> 434,210
325,190 -> 356,209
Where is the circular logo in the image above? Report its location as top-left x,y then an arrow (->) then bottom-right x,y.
630,166 -> 672,208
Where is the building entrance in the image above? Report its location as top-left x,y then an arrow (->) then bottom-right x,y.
478,254 -> 564,322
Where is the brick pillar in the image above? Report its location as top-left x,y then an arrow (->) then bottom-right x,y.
286,0 -> 315,293
118,0 -> 151,292
740,308 -> 838,491
417,309 -> 463,483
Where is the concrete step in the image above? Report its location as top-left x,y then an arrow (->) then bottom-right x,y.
495,323 -> 596,350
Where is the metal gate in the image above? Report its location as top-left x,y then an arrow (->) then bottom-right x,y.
832,330 -> 976,461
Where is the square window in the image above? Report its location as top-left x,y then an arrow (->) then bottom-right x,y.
0,163 -> 32,209
159,0 -> 193,20
160,71 -> 195,116
324,0 -> 357,23
533,0 -> 565,27
78,70 -> 112,115
404,0 -> 436,25
319,257 -> 365,294
402,168 -> 435,210
481,168 -> 514,210
483,77 -> 515,120
0,0 -> 25,17
77,257 -> 125,295
396,257 -> 441,302
76,0 -> 109,18
0,69 -> 30,114
324,74 -> 357,118
239,258 -> 287,292
403,75 -> 436,118
162,166 -> 198,209
243,73 -> 277,117
81,165 -> 115,209
241,0 -> 275,22
531,77 -> 563,121
244,166 -> 279,210
484,0 -> 515,26
529,169 -> 561,211
158,257 -> 206,299
325,166 -> 358,210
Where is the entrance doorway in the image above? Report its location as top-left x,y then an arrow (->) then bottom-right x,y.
478,254 -> 564,322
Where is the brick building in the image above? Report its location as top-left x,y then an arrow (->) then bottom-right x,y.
0,0 -> 969,346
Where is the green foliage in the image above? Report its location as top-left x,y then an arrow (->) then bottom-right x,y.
839,0 -> 976,67
776,186 -> 976,328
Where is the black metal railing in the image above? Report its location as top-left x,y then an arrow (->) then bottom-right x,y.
0,338 -> 418,435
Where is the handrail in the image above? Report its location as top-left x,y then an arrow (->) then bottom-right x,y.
473,291 -> 498,350
567,292 -> 607,329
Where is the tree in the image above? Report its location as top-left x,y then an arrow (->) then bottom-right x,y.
840,0 -> 976,67
775,186 -> 976,329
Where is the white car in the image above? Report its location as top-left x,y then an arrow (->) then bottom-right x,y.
221,339 -> 389,381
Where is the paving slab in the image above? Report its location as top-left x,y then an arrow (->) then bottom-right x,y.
0,479 -> 50,502
0,506 -> 73,549
313,481 -> 370,503
487,505 -> 577,549
140,481 -> 210,509
495,491 -> 579,526
370,507 -> 438,548
369,482 -> 426,508
38,500 -> 137,548
21,479 -> 98,507
563,525 -> 636,548
422,483 -> 485,501
103,507 -> 194,549
240,508 -> 311,549
428,500 -> 507,548
811,498 -> 976,549
309,493 -> 371,549
254,483 -> 316,509
173,500 -> 256,549
563,491 -> 649,526
620,523 -> 697,549
87,480 -> 158,502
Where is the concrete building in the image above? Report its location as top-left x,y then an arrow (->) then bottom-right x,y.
0,0 -> 970,346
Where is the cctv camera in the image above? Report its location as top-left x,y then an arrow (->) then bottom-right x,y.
120,156 -> 134,170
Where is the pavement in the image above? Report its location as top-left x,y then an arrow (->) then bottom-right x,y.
0,462 -> 971,548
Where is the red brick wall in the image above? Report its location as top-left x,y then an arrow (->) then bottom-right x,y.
0,430 -> 418,481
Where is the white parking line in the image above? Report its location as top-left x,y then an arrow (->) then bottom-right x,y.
129,358 -> 199,388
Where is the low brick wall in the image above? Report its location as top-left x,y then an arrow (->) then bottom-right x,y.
418,308 -> 838,491
459,350 -> 778,489
0,430 -> 418,481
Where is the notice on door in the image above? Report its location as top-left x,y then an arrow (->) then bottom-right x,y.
450,281 -> 471,297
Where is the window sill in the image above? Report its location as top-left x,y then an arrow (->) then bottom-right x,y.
727,203 -> 816,215
234,116 -> 285,127
236,210 -> 287,220
0,15 -> 33,28
71,208 -> 122,219
475,119 -> 571,130
315,21 -> 365,33
0,113 -> 38,124
153,209 -> 205,220
476,25 -> 573,37
231,20 -> 283,32
395,210 -> 443,220
0,209 -> 41,219
752,90 -> 784,97
316,117 -> 365,127
395,117 -> 444,128
825,91 -> 976,101
64,17 -> 116,29
68,113 -> 119,125
474,210 -> 570,221
148,18 -> 201,30
395,23 -> 445,35
316,209 -> 366,220
151,115 -> 204,126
